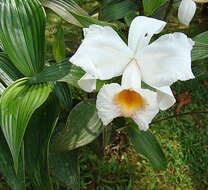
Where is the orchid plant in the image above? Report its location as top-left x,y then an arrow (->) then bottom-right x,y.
70,16 -> 195,130
0,0 -> 207,189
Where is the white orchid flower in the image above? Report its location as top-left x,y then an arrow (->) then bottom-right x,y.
178,0 -> 208,26
96,64 -> 159,131
70,16 -> 195,110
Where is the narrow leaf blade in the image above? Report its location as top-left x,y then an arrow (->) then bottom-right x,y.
27,59 -> 72,85
53,25 -> 66,62
24,93 -> 60,190
128,125 -> 167,170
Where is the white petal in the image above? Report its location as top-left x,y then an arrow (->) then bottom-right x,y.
178,0 -> 196,26
121,59 -> 141,90
78,73 -> 96,92
155,86 -> 176,110
132,89 -> 159,131
70,25 -> 132,80
96,83 -> 122,125
139,32 -> 195,87
128,16 -> 166,54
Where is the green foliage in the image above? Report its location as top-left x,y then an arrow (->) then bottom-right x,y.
192,31 -> 208,61
42,0 -> 116,28
0,0 -> 208,189
0,0 -> 46,76
142,0 -> 168,16
24,94 -> 60,190
0,52 -> 22,87
59,64 -> 85,89
54,82 -> 72,110
0,130 -> 25,190
0,78 -> 51,173
42,0 -> 88,27
50,150 -> 80,189
100,0 -> 138,21
52,99 -> 104,152
128,124 -> 167,170
27,59 -> 72,85
53,25 -> 66,62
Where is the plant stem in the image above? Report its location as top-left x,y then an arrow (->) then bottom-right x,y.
151,111 -> 208,125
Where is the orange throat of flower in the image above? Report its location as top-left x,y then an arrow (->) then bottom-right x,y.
114,89 -> 145,117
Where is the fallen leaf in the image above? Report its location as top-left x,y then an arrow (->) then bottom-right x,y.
176,91 -> 192,114
203,80 -> 208,87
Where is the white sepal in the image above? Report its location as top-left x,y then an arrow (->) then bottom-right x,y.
156,86 -> 176,110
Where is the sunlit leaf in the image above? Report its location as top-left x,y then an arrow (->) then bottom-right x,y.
192,31 -> 208,61
0,0 -> 46,76
24,93 -> 60,190
0,78 -> 51,173
50,150 -> 80,189
53,25 -> 66,62
52,99 -> 104,152
0,130 -> 25,190
128,124 -> 167,170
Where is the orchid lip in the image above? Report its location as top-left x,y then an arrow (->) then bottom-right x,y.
114,89 -> 145,117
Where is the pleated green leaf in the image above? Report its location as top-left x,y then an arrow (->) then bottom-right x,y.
50,150 -> 80,189
143,0 -> 168,16
0,130 -> 25,190
0,78 -> 51,173
0,83 -> 6,94
42,0 -> 116,28
42,0 -> 87,27
24,94 -> 60,190
0,52 -> 22,86
0,0 -> 46,76
128,125 -> 167,170
69,11 -> 116,28
0,42 -> 4,51
192,31 -> 208,61
54,82 -> 72,110
53,25 -> 66,62
52,99 -> 104,152
27,59 -> 72,85
100,0 -> 138,21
